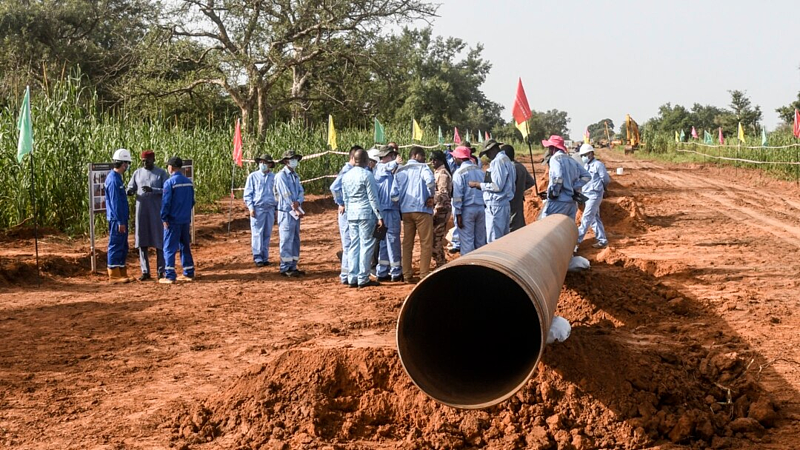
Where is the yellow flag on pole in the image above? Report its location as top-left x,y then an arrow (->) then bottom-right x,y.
412,119 -> 424,141
737,122 -> 745,143
515,120 -> 529,138
328,115 -> 337,150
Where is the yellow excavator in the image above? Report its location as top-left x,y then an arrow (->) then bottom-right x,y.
624,114 -> 640,154
594,121 -> 612,148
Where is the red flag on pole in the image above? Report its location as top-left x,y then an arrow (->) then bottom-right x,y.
454,127 -> 462,144
485,131 -> 490,141
691,126 -> 698,139
512,78 -> 532,124
232,119 -> 243,167
794,109 -> 800,139
718,127 -> 724,145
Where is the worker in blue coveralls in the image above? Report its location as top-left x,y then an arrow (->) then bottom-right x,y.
468,139 -> 516,243
374,145 -> 404,282
444,142 -> 482,254
330,146 -> 359,284
274,150 -> 305,277
539,135 -> 590,221
159,156 -> 195,284
342,149 -> 385,288
243,154 -> 277,267
577,144 -> 611,249
105,148 -> 133,283
451,145 -> 486,255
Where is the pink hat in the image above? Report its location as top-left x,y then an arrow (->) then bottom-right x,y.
451,146 -> 472,160
541,135 -> 567,152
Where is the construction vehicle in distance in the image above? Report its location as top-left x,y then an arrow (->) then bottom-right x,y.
625,114 -> 640,154
593,121 -> 612,148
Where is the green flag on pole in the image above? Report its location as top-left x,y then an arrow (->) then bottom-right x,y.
374,117 -> 386,144
703,130 -> 713,144
679,129 -> 685,142
438,126 -> 444,144
477,130 -> 484,143
761,128 -> 767,147
17,86 -> 33,163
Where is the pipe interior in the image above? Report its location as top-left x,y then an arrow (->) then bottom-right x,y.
398,264 -> 542,408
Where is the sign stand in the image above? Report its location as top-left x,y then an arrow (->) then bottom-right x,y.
88,163 -> 113,273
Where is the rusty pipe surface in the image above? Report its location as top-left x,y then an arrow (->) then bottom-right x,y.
396,214 -> 578,409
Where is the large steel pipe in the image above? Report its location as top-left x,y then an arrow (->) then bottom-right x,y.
396,214 -> 578,409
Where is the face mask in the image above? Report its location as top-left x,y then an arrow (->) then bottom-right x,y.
259,163 -> 269,172
287,159 -> 299,169
581,155 -> 590,164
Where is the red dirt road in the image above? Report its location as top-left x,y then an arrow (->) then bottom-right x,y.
0,150 -> 798,449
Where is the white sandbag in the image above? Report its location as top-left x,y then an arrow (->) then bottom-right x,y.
547,316 -> 571,344
445,226 -> 455,245
568,255 -> 590,272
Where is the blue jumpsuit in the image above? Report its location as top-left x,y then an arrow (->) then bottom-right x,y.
330,163 -> 353,283
105,170 -> 129,269
342,166 -> 383,285
540,152 -> 591,221
161,172 -> 195,280
274,166 -> 304,273
374,161 -> 402,278
480,151 -> 516,242
452,161 -> 486,255
243,169 -> 277,264
445,151 -> 482,250
577,158 -> 611,246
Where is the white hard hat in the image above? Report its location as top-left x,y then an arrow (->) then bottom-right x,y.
367,148 -> 381,163
579,144 -> 595,156
112,148 -> 132,162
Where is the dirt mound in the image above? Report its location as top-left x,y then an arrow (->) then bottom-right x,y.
600,196 -> 647,234
170,335 -> 774,449
0,253 -> 92,286
594,246 -> 689,278
0,225 -> 63,242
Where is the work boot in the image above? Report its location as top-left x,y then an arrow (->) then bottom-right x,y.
119,267 -> 134,282
107,268 -> 130,284
176,274 -> 194,282
137,273 -> 151,282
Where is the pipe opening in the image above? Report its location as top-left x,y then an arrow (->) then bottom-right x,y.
397,264 -> 543,408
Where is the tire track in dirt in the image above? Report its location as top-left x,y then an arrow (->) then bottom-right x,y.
626,163 -> 800,248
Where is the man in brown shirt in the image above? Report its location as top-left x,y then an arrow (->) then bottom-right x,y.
430,150 -> 452,268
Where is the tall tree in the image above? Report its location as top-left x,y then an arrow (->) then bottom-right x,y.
0,0 -> 154,105
723,90 -> 762,133
587,119 -> 614,141
156,0 -> 436,137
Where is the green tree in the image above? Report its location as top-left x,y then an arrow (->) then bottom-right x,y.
720,90 -> 762,134
587,119 -> 614,141
153,0 -> 435,137
0,0 -> 155,106
776,92 -> 800,125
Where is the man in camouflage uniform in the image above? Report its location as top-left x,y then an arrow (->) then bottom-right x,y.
430,150 -> 452,268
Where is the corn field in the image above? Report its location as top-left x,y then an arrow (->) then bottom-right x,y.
641,131 -> 800,181
0,77 -> 447,235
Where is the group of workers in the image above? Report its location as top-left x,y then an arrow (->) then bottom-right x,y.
105,133 -> 611,287
104,148 -> 195,284
319,135 -> 611,288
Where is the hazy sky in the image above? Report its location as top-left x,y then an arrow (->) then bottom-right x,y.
423,0 -> 799,140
